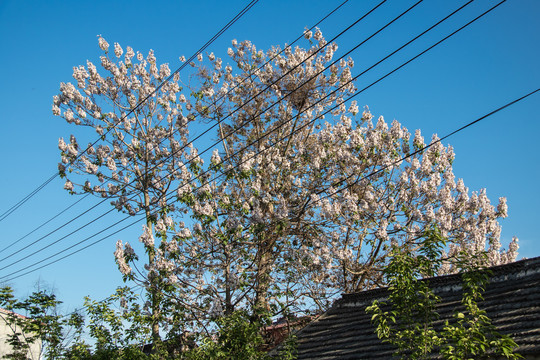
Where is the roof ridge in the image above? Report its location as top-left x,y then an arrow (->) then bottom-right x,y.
338,256 -> 540,306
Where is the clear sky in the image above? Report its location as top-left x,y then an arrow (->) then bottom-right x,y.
0,0 -> 538,313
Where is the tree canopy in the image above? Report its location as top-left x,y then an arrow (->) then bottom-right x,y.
52,31 -> 518,347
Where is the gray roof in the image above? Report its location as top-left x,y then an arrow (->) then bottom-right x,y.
292,257 -> 540,359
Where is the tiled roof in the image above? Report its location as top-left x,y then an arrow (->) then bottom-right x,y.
291,257 -> 540,359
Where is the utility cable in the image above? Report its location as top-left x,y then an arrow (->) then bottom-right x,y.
0,0 -> 486,280
0,196 -> 109,264
0,174 -> 56,222
0,0 -> 354,256
5,85 -> 537,283
0,194 -> 89,255
0,211 -> 143,281
0,0 -> 386,266
0,206 -> 118,272
0,0 -> 259,224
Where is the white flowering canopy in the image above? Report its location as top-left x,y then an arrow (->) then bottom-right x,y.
54,32 -> 518,332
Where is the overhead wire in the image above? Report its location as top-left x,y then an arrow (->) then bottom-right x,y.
0,0 -> 259,224
5,84 -> 537,283
0,196 -> 114,263
0,194 -> 90,255
0,0 -> 385,269
0,0 -> 354,260
0,174 -> 56,223
15,75 -> 534,331
205,0 -> 513,211
1,212 -> 143,281
0,205 -> 119,272
313,0 -> 510,198
0,0 -> 361,321
0,0 -> 493,281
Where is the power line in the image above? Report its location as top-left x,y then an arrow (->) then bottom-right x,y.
3,0 -> 476,279
0,194 -> 90,255
72,0 -> 392,218
6,84 -> 537,283
323,87 -> 540,204
0,195 -> 112,264
0,206 -> 118,272
0,0 -> 385,268
1,211 -> 142,281
0,174 -> 56,222
0,0 -> 259,224
0,0 -> 485,280
0,0 -> 354,257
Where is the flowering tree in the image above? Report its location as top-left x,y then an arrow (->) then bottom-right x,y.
118,29 -> 518,324
56,31 -> 518,344
53,36 -> 202,347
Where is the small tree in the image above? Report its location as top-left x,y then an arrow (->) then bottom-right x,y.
0,286 -> 84,360
77,287 -> 155,359
366,226 -> 521,359
440,264 -> 521,359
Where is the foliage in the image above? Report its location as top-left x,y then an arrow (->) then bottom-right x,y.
183,310 -> 268,360
0,286 -> 184,359
440,267 -> 521,359
366,227 -> 521,359
276,333 -> 298,360
0,286 -> 291,359
0,286 -> 79,359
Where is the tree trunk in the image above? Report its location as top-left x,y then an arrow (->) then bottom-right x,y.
144,192 -> 161,350
254,234 -> 275,318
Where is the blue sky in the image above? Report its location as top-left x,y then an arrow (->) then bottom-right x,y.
0,0 -> 538,312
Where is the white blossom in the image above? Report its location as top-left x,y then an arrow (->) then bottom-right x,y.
98,36 -> 109,52
139,225 -> 154,247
